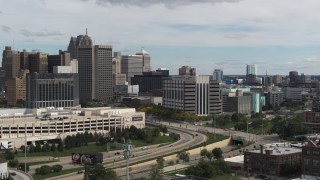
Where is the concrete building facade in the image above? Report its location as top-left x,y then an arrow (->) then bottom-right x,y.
163,76 -> 222,116
225,96 -> 251,114
78,44 -> 113,102
26,73 -> 79,108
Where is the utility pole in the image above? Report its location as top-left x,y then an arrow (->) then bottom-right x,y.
124,141 -> 134,180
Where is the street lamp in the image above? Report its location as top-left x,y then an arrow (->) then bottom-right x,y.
247,121 -> 252,143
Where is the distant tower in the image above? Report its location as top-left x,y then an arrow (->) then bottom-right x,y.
136,48 -> 151,72
289,71 -> 299,83
213,69 -> 223,82
179,66 -> 196,76
246,64 -> 257,83
67,29 -> 93,59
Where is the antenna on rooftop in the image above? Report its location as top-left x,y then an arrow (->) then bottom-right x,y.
86,28 -> 88,36
12,39 -> 15,50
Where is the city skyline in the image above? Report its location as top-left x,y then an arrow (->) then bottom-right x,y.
2,0 -> 320,75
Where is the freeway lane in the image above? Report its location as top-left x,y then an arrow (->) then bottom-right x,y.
33,124 -> 207,180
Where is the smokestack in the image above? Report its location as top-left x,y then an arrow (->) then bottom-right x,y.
260,145 -> 263,154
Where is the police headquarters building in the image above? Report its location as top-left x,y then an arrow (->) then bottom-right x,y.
0,107 -> 145,149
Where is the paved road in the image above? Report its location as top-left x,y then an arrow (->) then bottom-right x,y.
8,169 -> 32,180
45,125 -> 207,180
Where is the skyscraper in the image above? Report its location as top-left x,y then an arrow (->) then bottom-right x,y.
121,49 -> 151,84
289,71 -> 299,83
179,66 -> 196,76
78,43 -> 113,102
2,46 -> 20,80
67,29 -> 93,59
246,64 -> 257,83
136,49 -> 151,72
28,51 -> 48,74
246,64 -> 257,75
213,69 -> 223,82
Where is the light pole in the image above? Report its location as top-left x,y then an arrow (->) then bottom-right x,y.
247,121 -> 251,143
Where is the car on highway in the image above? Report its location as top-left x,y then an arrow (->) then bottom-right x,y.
115,152 -> 121,155
118,155 -> 124,159
254,174 -> 271,180
141,146 -> 148,150
10,172 -> 16,176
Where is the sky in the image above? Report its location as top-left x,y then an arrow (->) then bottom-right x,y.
1,0 -> 320,75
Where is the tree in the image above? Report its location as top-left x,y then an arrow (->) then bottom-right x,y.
88,164 -> 119,180
212,148 -> 223,159
37,165 -> 52,175
51,143 -> 57,152
177,151 -> 190,162
149,165 -> 163,180
156,157 -> 165,169
19,163 -> 30,172
52,165 -> 63,172
58,140 -> 64,152
200,149 -> 209,157
8,160 -> 19,168
4,150 -> 14,160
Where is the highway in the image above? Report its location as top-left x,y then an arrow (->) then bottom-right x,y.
34,124 -> 208,180
30,117 -> 280,180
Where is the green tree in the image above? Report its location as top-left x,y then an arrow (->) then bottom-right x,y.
58,141 -> 64,152
200,149 -> 209,157
52,164 -> 63,172
51,143 -> 57,152
212,148 -> 223,159
88,164 -> 119,180
149,165 -> 163,180
156,157 -> 165,169
4,150 -> 14,160
37,165 -> 52,175
177,151 -> 190,162
19,163 -> 30,172
8,160 -> 19,168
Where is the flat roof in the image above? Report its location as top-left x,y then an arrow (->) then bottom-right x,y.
249,146 -> 301,155
224,155 -> 244,164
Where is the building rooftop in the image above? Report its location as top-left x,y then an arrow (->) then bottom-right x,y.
224,155 -> 244,164
249,144 -> 301,155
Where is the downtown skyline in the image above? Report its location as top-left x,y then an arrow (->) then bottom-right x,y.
1,0 -> 320,75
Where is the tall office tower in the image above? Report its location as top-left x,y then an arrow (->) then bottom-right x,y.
93,45 -> 113,102
2,46 -> 20,80
300,73 -> 311,83
246,64 -> 257,83
48,50 -> 71,73
112,52 -> 126,85
213,69 -> 223,82
6,70 -> 29,106
246,64 -> 257,75
26,73 -> 79,108
78,45 -> 113,102
179,66 -> 196,76
67,30 -> 93,59
289,71 -> 299,83
20,49 -> 29,70
163,76 -> 222,116
273,75 -> 283,85
121,55 -> 144,84
136,49 -> 151,72
28,51 -> 48,74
